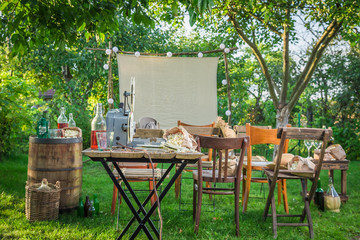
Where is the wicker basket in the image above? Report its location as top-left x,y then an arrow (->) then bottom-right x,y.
25,179 -> 61,222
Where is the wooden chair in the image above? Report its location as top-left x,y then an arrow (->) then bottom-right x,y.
175,121 -> 215,200
263,127 -> 332,238
242,123 -> 290,213
192,135 -> 248,236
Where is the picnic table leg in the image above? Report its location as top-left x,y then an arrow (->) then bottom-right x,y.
112,161 -> 159,238
100,160 -> 154,240
341,169 -> 347,199
130,161 -> 188,239
118,163 -> 175,240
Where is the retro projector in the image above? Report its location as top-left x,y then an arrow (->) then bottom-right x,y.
106,80 -> 150,148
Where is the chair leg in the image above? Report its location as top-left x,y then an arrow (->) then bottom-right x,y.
282,179 -> 289,214
206,181 -> 212,200
301,179 -> 314,238
271,187 -> 278,239
277,180 -> 282,206
149,180 -> 156,206
193,179 -> 197,221
111,183 -> 118,215
175,172 -> 182,199
242,168 -> 246,204
194,180 -> 202,234
235,182 -> 240,237
242,167 -> 251,213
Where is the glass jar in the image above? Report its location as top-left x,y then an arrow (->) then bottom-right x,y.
91,103 -> 106,149
57,107 -> 68,129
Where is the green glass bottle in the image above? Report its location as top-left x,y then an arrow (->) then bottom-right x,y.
36,114 -> 49,138
93,194 -> 100,215
78,197 -> 84,217
314,178 -> 324,211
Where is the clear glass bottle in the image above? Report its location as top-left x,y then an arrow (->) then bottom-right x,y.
68,113 -> 76,127
57,107 -> 68,129
91,103 -> 106,149
324,177 -> 341,212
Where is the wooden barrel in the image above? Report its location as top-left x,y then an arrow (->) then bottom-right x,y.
28,136 -> 83,210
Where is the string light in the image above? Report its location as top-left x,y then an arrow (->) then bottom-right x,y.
112,47 -> 119,53
222,79 -> 227,85
134,51 -> 140,57
198,52 -> 203,58
225,110 -> 231,116
103,64 -> 109,70
224,48 -> 230,53
105,49 -> 111,55
166,52 -> 172,57
108,98 -> 114,104
220,43 -> 225,49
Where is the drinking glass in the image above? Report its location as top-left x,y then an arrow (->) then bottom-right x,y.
313,140 -> 322,150
304,140 -> 313,158
96,131 -> 114,151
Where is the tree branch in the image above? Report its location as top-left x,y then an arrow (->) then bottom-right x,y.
249,13 -> 283,37
227,11 -> 279,107
280,7 -> 290,107
247,89 -> 258,99
290,19 -> 338,99
288,21 -> 342,110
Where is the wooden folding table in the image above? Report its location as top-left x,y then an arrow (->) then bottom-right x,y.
83,148 -> 203,240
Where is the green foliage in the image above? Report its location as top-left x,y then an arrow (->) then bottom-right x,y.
0,52 -> 43,157
0,0 -> 158,55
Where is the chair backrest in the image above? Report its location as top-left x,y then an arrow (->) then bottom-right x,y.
246,123 -> 290,163
274,127 -> 332,199
196,135 -> 249,182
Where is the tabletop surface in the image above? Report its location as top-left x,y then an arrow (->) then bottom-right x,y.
82,148 -> 204,160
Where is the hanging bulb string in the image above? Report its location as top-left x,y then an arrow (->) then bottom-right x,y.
86,47 -> 238,56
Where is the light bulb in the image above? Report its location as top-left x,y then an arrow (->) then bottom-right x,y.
135,51 -> 140,57
198,52 -> 203,58
224,48 -> 230,53
103,64 -> 109,70
105,49 -> 111,55
225,110 -> 231,116
108,98 -> 114,104
112,46 -> 119,53
167,52 -> 172,57
220,43 -> 225,49
222,79 -> 227,85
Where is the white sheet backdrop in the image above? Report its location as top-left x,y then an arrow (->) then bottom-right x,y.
117,54 -> 219,129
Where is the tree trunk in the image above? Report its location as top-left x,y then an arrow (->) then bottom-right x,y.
61,65 -> 73,82
276,105 -> 290,128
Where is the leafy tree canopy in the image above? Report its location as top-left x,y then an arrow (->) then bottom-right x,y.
0,0 -> 154,55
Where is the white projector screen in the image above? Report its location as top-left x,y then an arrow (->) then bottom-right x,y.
117,54 -> 219,129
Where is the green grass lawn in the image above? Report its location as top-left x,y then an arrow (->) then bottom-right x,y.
0,154 -> 359,239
